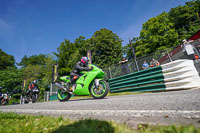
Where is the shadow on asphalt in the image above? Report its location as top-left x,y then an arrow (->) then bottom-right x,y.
53,119 -> 114,133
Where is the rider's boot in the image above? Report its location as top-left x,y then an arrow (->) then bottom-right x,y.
72,84 -> 76,92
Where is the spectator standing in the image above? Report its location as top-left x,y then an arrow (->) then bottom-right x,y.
150,58 -> 160,68
182,39 -> 195,59
194,54 -> 200,76
142,61 -> 150,70
194,54 -> 200,63
119,57 -> 130,75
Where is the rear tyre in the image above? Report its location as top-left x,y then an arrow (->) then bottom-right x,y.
57,89 -> 72,102
90,80 -> 109,99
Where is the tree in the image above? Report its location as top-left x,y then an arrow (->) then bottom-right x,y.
88,28 -> 123,68
41,54 -> 56,88
18,54 -> 47,67
0,49 -> 15,70
18,54 -> 56,92
169,0 -> 200,42
0,67 -> 23,92
131,12 -> 178,57
55,39 -> 75,75
69,36 -> 88,70
124,0 -> 200,58
55,36 -> 91,75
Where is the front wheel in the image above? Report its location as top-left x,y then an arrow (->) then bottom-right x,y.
2,100 -> 8,105
32,94 -> 37,103
90,80 -> 109,99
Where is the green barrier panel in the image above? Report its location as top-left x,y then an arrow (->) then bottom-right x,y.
109,70 -> 163,85
109,74 -> 164,88
50,94 -> 58,101
110,84 -> 166,93
108,66 -> 166,93
110,79 -> 164,90
109,66 -> 162,82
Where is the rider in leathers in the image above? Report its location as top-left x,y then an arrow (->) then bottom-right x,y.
70,56 -> 92,92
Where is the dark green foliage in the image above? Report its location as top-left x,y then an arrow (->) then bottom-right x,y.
0,49 -> 15,70
0,67 -> 23,92
55,36 -> 87,75
55,29 -> 123,75
124,0 -> 200,58
21,54 -> 56,90
88,28 -> 123,68
0,51 -> 56,103
18,54 -> 47,67
169,0 -> 200,42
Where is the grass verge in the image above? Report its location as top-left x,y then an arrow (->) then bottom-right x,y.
0,112 -> 199,133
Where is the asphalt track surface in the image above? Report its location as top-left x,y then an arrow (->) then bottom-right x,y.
1,89 -> 200,127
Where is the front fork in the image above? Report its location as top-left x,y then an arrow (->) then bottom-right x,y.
94,79 -> 100,88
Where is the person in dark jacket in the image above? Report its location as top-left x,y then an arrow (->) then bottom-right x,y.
70,56 -> 92,92
26,80 -> 39,96
119,57 -> 130,75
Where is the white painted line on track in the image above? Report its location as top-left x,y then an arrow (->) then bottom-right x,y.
1,109 -> 200,113
1,109 -> 200,118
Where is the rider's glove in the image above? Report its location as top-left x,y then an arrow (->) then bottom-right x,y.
88,67 -> 93,71
85,67 -> 90,71
86,67 -> 93,71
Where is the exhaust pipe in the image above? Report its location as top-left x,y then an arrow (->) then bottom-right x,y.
55,82 -> 67,91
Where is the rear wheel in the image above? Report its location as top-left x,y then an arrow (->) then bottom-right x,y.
57,82 -> 72,102
90,80 -> 109,99
57,89 -> 72,102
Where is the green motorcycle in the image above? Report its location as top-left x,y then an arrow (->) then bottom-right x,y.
55,64 -> 109,101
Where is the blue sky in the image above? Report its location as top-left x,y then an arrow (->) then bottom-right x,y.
0,0 -> 188,63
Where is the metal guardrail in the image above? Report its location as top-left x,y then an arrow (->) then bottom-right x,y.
108,66 -> 166,93
103,39 -> 200,80
108,59 -> 200,93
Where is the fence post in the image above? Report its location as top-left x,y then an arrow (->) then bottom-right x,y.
44,92 -> 46,101
166,49 -> 172,62
47,91 -> 49,101
50,83 -> 53,96
109,67 -> 112,79
134,58 -> 139,72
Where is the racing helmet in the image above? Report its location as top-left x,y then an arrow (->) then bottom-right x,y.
33,80 -> 37,84
81,56 -> 89,64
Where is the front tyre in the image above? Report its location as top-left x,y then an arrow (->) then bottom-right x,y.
90,80 -> 109,99
57,89 -> 72,102
32,94 -> 37,103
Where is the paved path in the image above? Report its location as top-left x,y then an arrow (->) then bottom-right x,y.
1,89 -> 200,127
